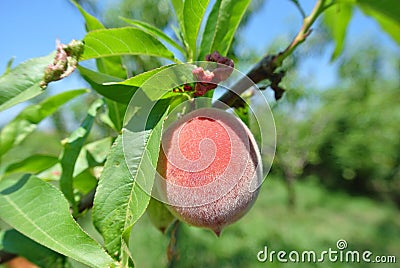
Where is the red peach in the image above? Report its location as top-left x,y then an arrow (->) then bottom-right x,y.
156,108 -> 262,236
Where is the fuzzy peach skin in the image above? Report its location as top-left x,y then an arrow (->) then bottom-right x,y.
156,108 -> 262,235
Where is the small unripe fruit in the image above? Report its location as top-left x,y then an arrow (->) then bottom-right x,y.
156,107 -> 262,235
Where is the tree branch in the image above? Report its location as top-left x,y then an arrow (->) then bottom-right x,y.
0,251 -> 17,264
167,220 -> 180,268
214,0 -> 330,108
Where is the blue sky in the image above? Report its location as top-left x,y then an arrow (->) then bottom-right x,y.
0,0 -> 399,124
0,1 -> 86,70
1,0 -> 398,73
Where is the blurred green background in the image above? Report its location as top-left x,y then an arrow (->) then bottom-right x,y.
1,0 -> 399,267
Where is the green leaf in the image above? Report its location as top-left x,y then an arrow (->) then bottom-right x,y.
356,0 -> 400,45
0,89 -> 87,157
4,155 -> 58,177
71,0 -> 127,78
74,170 -> 98,195
68,136 -> 109,194
1,57 -> 15,77
365,11 -> 400,44
96,56 -> 127,79
121,17 -> 185,56
0,175 -> 114,267
81,27 -> 177,62
109,65 -> 172,87
324,3 -> 353,60
73,137 -> 112,177
183,0 -> 211,59
103,99 -> 127,132
0,229 -> 65,267
92,135 -> 143,259
71,0 -> 124,78
198,0 -> 251,60
59,99 -> 103,214
93,101 -> 169,259
78,66 -> 136,103
198,0 -> 221,60
121,64 -> 196,103
147,198 -> 175,233
0,53 -> 54,112
71,0 -> 104,31
357,0 -> 400,24
171,0 -> 185,42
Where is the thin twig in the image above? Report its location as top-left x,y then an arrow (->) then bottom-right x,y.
277,0 -> 327,65
0,251 -> 17,264
167,220 -> 180,268
78,188 -> 96,213
214,0 -> 331,107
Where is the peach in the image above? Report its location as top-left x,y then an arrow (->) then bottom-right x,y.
156,107 -> 262,235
